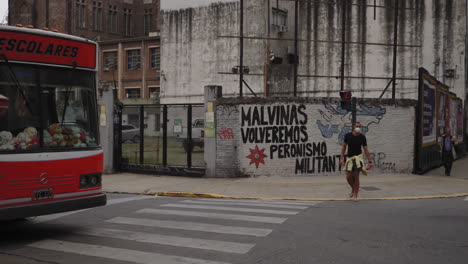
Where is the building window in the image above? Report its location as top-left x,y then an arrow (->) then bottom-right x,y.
144,9 -> 153,36
272,8 -> 287,30
124,8 -> 133,36
93,1 -> 103,31
150,47 -> 160,69
149,87 -> 160,99
127,49 -> 141,70
126,88 -> 141,99
108,5 -> 118,34
103,51 -> 117,71
76,0 -> 87,28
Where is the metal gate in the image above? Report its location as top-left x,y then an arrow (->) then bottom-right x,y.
114,104 -> 205,176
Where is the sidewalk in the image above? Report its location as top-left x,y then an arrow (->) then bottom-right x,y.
103,158 -> 468,201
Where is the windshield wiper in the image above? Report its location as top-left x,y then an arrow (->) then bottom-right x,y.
60,62 -> 77,126
0,53 -> 33,115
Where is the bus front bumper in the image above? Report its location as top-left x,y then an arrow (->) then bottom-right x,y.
0,193 -> 107,221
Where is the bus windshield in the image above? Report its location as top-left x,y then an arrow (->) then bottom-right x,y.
0,63 -> 98,152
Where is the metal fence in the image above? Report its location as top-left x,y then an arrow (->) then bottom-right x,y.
114,104 -> 205,176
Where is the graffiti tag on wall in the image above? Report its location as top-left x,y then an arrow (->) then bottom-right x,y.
217,127 -> 234,140
369,152 -> 396,172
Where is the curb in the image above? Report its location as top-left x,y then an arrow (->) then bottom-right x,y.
155,191 -> 468,201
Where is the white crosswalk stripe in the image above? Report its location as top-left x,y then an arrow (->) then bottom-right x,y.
195,198 -> 321,206
29,239 -> 231,264
464,197 -> 468,201
161,203 -> 300,215
77,227 -> 255,253
180,200 -> 309,210
107,195 -> 159,205
107,217 -> 273,237
137,208 -> 288,224
33,195 -> 157,223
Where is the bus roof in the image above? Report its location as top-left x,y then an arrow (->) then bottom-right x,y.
0,25 -> 97,46
0,25 -> 98,70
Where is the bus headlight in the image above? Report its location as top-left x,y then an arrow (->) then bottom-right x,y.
80,173 -> 101,189
80,176 -> 88,187
90,175 -> 98,185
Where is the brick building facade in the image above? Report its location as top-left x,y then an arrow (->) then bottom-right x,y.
9,0 -> 161,101
99,36 -> 160,103
8,0 -> 160,40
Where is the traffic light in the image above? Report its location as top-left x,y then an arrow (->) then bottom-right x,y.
339,90 -> 352,111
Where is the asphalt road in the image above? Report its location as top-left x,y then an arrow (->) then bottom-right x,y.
1,194 -> 467,264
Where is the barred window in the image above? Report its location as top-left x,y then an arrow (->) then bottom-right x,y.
149,87 -> 160,99
272,8 -> 287,27
127,50 -> 141,70
125,88 -> 141,99
103,51 -> 117,72
150,47 -> 160,69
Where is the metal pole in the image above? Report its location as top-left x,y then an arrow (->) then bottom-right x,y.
391,0 -> 399,101
139,105 -> 144,165
243,79 -> 258,97
373,0 -> 377,20
351,97 -> 357,127
114,105 -> 122,171
265,0 -> 271,97
340,0 -> 347,91
239,0 -> 244,97
187,105 -> 192,168
378,79 -> 393,99
293,0 -> 299,97
162,105 -> 168,167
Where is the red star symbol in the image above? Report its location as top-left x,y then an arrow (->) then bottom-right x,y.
246,145 -> 268,169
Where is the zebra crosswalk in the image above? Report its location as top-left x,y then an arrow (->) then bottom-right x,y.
23,197 -> 321,264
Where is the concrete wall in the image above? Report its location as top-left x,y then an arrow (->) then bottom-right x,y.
161,0 -> 466,102
298,0 -> 466,100
98,86 -> 115,173
215,98 -> 417,177
160,0 -> 294,104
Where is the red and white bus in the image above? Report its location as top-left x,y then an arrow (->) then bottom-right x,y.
0,25 -> 106,221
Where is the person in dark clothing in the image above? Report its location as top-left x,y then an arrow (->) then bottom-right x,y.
340,122 -> 372,201
442,128 -> 456,176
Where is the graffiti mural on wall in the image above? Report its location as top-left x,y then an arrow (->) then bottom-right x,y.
317,102 -> 386,145
246,145 -> 268,168
241,104 -> 342,174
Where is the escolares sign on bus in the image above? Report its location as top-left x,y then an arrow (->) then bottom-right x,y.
0,29 -> 97,69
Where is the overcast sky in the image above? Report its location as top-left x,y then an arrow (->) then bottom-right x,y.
161,0 -> 236,10
0,1 -> 7,24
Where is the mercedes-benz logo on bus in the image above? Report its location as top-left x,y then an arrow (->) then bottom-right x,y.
39,173 -> 49,184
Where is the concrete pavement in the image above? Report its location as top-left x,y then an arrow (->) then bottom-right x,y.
103,158 -> 468,200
